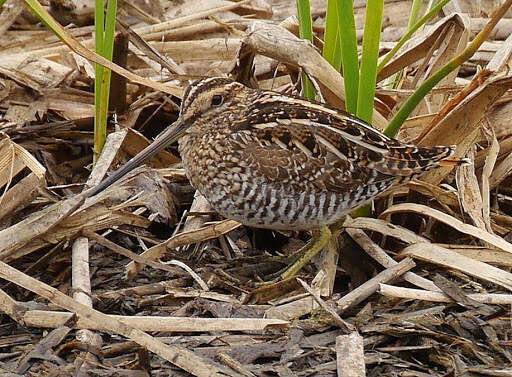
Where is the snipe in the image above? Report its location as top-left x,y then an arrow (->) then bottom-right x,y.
90,77 -> 467,280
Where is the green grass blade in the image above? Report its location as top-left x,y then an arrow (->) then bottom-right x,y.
349,0 -> 384,219
323,0 -> 342,71
94,0 -> 105,163
95,0 -> 104,56
408,0 -> 423,29
94,0 -> 118,163
0,0 -> 8,8
296,0 -> 315,99
338,0 -> 359,114
356,0 -> 384,123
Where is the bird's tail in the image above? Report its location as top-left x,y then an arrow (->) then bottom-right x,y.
377,144 -> 471,176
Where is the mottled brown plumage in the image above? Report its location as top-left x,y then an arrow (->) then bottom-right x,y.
176,77 -> 462,230
90,77 -> 467,279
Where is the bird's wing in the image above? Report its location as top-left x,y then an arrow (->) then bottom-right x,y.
231,91 -> 457,179
228,120 -> 397,199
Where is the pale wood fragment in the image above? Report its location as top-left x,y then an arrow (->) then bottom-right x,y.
19,310 -> 288,332
297,278 -> 354,332
0,0 -> 24,35
216,353 -> 257,377
71,236 -> 102,375
0,173 -> 44,220
344,216 -> 428,244
400,243 -> 512,291
381,203 -> 512,254
85,130 -> 128,189
379,284 -> 512,305
0,55 -> 73,92
0,193 -> 86,261
438,244 -> 512,267
5,203 -> 150,262
336,258 -> 415,313
336,333 -> 365,377
345,226 -> 441,292
265,295 -> 318,320
486,28 -> 512,71
72,237 -> 92,307
183,192 -> 213,233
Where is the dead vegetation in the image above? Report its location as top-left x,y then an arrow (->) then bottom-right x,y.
1,0 -> 512,376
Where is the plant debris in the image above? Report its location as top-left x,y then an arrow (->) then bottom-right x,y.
1,1 -> 512,376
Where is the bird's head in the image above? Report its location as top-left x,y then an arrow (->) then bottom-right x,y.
87,77 -> 246,196
178,77 -> 252,134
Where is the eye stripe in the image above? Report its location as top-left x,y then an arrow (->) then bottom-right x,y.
182,77 -> 237,112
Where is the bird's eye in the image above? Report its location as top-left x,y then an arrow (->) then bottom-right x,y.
211,94 -> 223,106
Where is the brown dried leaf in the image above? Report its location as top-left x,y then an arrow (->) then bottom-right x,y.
419,75 -> 512,185
0,193 -> 86,261
456,147 -> 490,232
0,136 -> 46,222
0,55 -> 72,93
378,14 -> 468,83
401,243 -> 512,291
244,22 -> 388,129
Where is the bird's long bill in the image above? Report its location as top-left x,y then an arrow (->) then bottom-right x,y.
87,117 -> 188,197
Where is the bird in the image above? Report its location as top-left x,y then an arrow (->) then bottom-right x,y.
89,77 -> 468,281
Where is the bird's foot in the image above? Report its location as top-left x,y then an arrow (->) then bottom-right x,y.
254,225 -> 332,286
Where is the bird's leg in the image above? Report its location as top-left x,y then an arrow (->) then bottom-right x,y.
259,218 -> 347,283
278,225 -> 332,280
